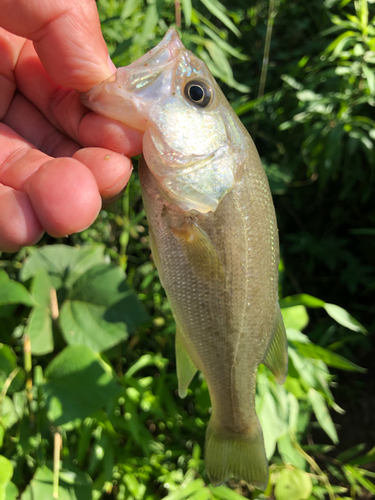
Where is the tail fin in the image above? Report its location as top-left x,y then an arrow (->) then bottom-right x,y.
205,417 -> 268,490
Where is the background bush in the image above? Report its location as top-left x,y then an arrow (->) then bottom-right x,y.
0,0 -> 374,499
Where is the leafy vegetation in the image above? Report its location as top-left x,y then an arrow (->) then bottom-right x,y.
0,0 -> 374,499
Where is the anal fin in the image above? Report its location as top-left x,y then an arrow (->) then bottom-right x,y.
262,305 -> 288,384
176,329 -> 198,398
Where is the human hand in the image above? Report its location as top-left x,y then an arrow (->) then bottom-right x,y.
0,0 -> 143,252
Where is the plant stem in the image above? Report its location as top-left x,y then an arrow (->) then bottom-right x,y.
292,433 -> 336,500
252,0 -> 277,137
53,429 -> 62,498
23,334 -> 34,425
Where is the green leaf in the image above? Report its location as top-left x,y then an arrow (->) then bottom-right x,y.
4,482 -> 18,500
198,0 -> 241,37
280,294 -> 325,309
296,90 -> 322,101
0,456 -> 13,500
20,465 -> 92,500
0,344 -> 24,394
44,345 -> 122,426
363,65 -> 375,94
277,434 -> 306,469
20,245 -> 105,290
292,342 -> 366,372
182,0 -> 192,27
274,468 -> 312,500
208,485 -> 246,500
1,397 -> 19,429
0,270 -> 34,307
324,303 -> 367,333
60,264 -> 149,352
163,479 -> 205,500
344,465 -> 375,495
308,388 -> 338,443
281,306 -> 309,331
26,269 -> 53,355
120,0 -> 141,21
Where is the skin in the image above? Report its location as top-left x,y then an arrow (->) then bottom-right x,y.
0,0 -> 143,252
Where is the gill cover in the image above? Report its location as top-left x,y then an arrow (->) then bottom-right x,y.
81,28 -> 246,214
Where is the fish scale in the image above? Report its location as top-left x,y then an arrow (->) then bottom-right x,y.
81,27 -> 288,489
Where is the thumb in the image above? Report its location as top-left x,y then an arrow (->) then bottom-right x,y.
0,0 -> 114,92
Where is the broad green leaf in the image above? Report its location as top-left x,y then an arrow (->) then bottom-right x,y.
4,482 -> 18,500
281,305 -> 309,331
0,270 -> 34,307
60,264 -> 149,352
293,341 -> 366,372
20,245 -> 105,290
324,303 -> 367,333
308,388 -> 338,443
257,391 -> 287,458
277,434 -> 306,469
181,0 -> 192,27
0,456 -> 13,500
44,345 -> 122,426
274,468 -> 312,500
26,269 -> 53,355
21,465 -> 91,500
199,0 -> 241,37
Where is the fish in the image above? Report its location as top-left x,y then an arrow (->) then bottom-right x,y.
81,28 -> 288,489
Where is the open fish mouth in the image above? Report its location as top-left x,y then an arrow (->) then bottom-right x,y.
80,29 -> 185,128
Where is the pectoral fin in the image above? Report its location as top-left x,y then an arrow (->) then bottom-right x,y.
176,329 -> 198,398
171,219 -> 225,281
262,306 -> 288,384
149,227 -> 164,287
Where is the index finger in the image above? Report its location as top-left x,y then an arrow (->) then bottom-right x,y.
0,0 -> 113,91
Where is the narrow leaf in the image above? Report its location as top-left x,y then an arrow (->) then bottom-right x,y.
199,0 -> 241,37
293,341 -> 366,372
308,388 -> 338,443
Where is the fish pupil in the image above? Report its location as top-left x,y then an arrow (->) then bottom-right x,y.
189,85 -> 204,102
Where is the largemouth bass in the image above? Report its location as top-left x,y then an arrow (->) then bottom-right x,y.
81,28 -> 288,489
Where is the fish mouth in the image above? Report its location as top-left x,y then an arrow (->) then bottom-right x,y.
80,28 -> 184,129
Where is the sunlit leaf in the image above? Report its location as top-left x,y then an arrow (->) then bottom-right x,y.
281,305 -> 309,331
60,264 -> 149,352
199,0 -> 241,37
44,345 -> 122,426
181,0 -> 192,27
274,468 -> 312,500
292,342 -> 366,372
324,303 -> 367,333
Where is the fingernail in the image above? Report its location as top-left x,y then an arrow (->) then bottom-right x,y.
108,54 -> 117,73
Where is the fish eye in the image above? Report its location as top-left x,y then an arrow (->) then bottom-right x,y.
184,80 -> 213,108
